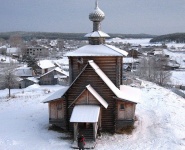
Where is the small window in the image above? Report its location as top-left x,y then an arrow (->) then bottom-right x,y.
120,104 -> 125,110
77,57 -> 83,64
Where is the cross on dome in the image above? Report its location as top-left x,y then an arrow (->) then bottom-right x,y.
95,0 -> 98,9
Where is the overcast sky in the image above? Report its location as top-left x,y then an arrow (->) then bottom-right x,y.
0,0 -> 185,35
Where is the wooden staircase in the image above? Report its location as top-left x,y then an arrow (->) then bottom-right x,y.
79,125 -> 94,140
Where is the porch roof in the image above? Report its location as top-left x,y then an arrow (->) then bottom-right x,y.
70,105 -> 100,123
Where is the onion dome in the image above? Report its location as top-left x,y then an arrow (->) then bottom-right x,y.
89,0 -> 105,22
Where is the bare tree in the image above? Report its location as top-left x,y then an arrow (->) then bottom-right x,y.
0,48 -> 7,55
0,63 -> 19,97
137,55 -> 171,86
9,34 -> 23,47
0,38 -> 6,46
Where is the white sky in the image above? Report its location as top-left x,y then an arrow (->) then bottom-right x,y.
0,0 -> 185,35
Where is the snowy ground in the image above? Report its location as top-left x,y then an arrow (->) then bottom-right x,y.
107,38 -> 185,48
0,81 -> 185,150
170,71 -> 185,85
0,55 -> 18,63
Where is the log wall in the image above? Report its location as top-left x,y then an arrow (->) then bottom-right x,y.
49,99 -> 67,129
67,66 -> 116,132
69,56 -> 123,87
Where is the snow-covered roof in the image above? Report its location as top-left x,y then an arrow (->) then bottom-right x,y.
16,77 -> 23,82
65,44 -> 128,56
123,57 -> 139,64
70,105 -> 100,123
14,67 -> 33,77
54,75 -> 68,79
7,47 -> 20,54
119,85 -> 141,103
86,84 -> 108,108
42,86 -> 69,103
154,51 -> 163,55
55,67 -> 69,76
37,60 -> 55,69
40,67 -> 69,78
85,31 -> 110,38
123,57 -> 134,63
167,62 -> 180,67
26,77 -> 39,83
89,60 -> 140,103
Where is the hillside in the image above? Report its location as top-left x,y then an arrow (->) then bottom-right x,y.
0,81 -> 184,150
0,31 -> 156,41
150,33 -> 185,43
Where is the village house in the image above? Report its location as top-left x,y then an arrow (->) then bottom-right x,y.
6,47 -> 21,57
36,60 -> 56,75
43,1 -> 140,148
14,66 -> 39,88
39,67 -> 69,85
127,49 -> 142,58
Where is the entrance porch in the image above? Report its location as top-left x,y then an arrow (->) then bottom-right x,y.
70,105 -> 101,149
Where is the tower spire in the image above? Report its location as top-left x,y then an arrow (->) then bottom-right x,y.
85,0 -> 109,45
89,0 -> 105,31
95,0 -> 98,9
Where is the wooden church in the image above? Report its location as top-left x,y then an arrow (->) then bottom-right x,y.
43,0 -> 140,147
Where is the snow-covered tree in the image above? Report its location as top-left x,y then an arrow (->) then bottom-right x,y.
0,63 -> 19,97
137,55 -> 171,86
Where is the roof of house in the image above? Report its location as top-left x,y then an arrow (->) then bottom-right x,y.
54,67 -> 69,76
65,44 -> 128,57
40,67 -> 69,78
119,85 -> 141,103
70,105 -> 100,123
26,77 -> 39,83
37,60 -> 55,69
14,67 -> 33,77
42,86 -> 69,103
7,47 -> 20,54
123,57 -> 139,64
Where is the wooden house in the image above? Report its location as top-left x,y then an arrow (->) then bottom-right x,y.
19,77 -> 39,88
39,67 -> 69,85
43,1 -> 140,148
36,60 -> 55,75
127,49 -> 141,58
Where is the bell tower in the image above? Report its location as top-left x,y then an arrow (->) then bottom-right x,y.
85,0 -> 110,45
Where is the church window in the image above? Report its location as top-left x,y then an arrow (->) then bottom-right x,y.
120,104 -> 125,110
77,57 -> 83,64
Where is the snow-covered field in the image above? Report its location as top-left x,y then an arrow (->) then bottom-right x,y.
0,82 -> 185,150
107,38 -> 185,48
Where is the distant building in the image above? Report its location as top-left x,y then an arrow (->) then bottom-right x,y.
19,77 -> 39,88
6,47 -> 21,56
25,46 -> 49,58
127,49 -> 142,58
14,67 -> 33,78
39,67 -> 69,85
36,60 -> 56,74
